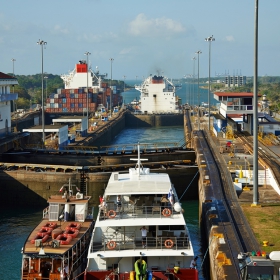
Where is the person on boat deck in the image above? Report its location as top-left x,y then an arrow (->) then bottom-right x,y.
63,263 -> 69,280
99,198 -> 107,215
116,195 -> 122,209
190,256 -> 198,269
99,195 -> 103,204
140,226 -> 148,248
160,194 -> 169,209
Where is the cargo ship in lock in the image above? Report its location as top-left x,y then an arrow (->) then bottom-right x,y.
45,60 -> 122,115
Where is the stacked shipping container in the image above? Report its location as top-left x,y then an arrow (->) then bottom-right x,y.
45,85 -> 122,113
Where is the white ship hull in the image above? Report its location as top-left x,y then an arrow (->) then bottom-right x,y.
84,145 -> 198,280
135,75 -> 180,114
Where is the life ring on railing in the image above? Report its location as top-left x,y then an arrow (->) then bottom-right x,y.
107,210 -> 117,219
162,208 -> 171,217
164,239 -> 174,249
107,240 -> 117,250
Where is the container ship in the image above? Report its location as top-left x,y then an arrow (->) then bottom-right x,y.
45,60 -> 122,114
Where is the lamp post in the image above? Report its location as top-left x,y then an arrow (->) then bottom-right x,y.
11,58 -> 16,113
109,58 -> 114,117
192,56 -> 196,115
196,50 -> 202,130
44,75 -> 48,104
37,39 -> 47,145
84,51 -> 91,130
205,35 -> 215,130
253,0 -> 259,206
123,75 -> 126,106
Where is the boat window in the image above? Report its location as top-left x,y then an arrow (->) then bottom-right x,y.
49,203 -> 59,221
159,225 -> 185,231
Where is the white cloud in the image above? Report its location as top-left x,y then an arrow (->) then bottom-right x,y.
225,35 -> 235,42
53,25 -> 69,35
128,13 -> 186,38
119,48 -> 132,55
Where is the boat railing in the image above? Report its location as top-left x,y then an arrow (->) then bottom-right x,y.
90,235 -> 190,253
99,204 -> 180,221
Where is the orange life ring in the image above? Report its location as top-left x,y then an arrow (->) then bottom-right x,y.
107,240 -> 117,250
64,229 -> 79,238
43,222 -> 57,229
162,208 -> 171,217
39,227 -> 53,235
164,239 -> 174,249
66,223 -> 81,230
107,210 -> 117,219
56,234 -> 73,245
30,233 -> 50,244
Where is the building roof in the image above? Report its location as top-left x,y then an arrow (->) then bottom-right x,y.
0,72 -> 17,80
214,92 -> 261,97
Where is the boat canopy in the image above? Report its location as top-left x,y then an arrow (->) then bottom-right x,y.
104,171 -> 172,196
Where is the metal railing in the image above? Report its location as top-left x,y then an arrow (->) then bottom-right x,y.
90,236 -> 190,253
99,204 -> 179,221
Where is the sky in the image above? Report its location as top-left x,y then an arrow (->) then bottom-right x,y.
1,0 -> 279,80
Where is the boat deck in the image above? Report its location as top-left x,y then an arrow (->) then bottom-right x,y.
23,219 -> 93,255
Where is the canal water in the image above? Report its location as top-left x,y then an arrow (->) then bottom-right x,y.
0,125 -> 206,279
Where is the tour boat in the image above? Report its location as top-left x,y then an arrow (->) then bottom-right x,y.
84,144 -> 199,280
21,181 -> 94,280
135,75 -> 180,114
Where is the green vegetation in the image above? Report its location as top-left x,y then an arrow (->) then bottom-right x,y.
241,204 -> 280,253
8,73 -> 64,109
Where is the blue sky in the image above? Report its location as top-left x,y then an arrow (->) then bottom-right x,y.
1,0 -> 279,80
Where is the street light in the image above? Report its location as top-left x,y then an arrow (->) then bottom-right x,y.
123,75 -> 126,106
109,58 -> 114,117
192,56 -> 196,112
205,35 -> 215,130
44,75 -> 48,104
253,0 -> 259,206
84,51 -> 91,130
11,58 -> 16,113
37,39 -> 47,145
195,50 -> 202,130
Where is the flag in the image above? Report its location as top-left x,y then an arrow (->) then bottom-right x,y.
59,186 -> 64,192
168,187 -> 174,205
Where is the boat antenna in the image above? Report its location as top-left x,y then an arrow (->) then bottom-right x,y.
130,143 -> 148,177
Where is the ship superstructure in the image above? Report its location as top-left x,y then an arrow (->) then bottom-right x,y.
135,75 -> 180,114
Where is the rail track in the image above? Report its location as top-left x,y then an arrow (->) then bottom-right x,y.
196,129 -> 261,279
236,132 -> 280,185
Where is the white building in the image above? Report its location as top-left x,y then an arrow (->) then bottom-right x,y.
224,76 -> 246,88
0,72 -> 18,136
